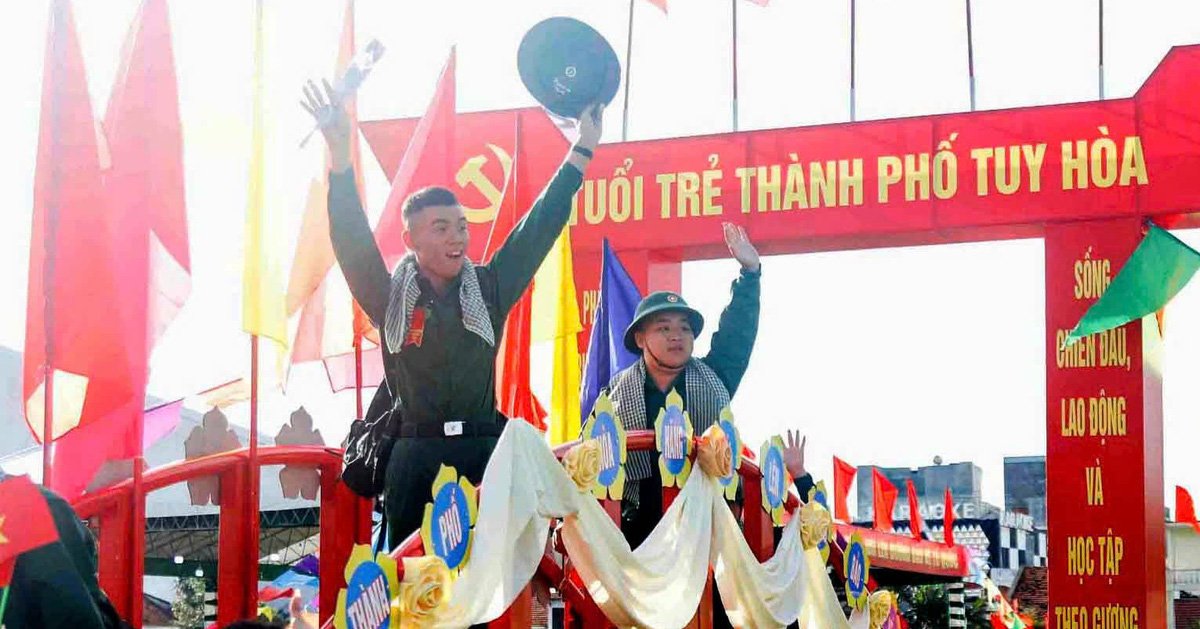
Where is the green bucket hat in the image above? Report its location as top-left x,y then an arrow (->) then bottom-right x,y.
623,291 -> 705,353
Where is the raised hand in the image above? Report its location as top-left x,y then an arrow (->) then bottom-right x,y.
723,222 -> 760,272
783,429 -> 806,480
300,78 -> 352,171
576,102 -> 605,152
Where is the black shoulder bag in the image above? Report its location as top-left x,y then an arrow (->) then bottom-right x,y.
341,379 -> 399,498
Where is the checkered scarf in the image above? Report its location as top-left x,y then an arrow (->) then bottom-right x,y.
384,254 -> 495,354
607,358 -> 730,506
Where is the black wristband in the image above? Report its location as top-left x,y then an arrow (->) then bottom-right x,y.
572,144 -> 594,159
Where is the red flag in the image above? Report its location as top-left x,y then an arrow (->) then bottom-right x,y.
0,475 -> 60,586
23,0 -> 143,498
872,468 -> 897,531
486,113 -> 547,430
833,456 -> 856,522
906,478 -> 923,540
103,0 -> 191,350
1177,486 -> 1200,534
944,487 -> 956,546
44,0 -> 189,499
646,0 -> 668,14
375,48 -> 456,266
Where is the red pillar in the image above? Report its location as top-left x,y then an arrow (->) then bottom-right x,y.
319,464 -> 366,627
217,462 -> 256,626
96,497 -> 135,620
742,472 -> 775,563
1044,218 -> 1165,629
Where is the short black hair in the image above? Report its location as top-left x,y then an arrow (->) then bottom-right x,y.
402,186 -> 460,226
222,620 -> 287,629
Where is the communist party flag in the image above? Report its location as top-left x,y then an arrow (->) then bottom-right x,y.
833,456 -> 856,522
872,468 -> 898,532
944,487 -> 956,546
907,478 -> 924,540
1177,486 -> 1200,534
0,475 -> 60,586
483,112 -> 547,430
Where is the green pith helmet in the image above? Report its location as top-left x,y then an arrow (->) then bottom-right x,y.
623,291 -> 704,353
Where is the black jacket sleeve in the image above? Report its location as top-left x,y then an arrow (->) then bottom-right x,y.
328,168 -> 391,327
701,267 -> 762,396
485,162 -> 584,319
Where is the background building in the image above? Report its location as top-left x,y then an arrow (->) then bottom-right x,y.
855,461 -> 987,523
1004,455 -> 1047,527
851,457 -> 1049,589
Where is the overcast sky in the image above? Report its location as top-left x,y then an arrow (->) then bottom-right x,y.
2,0 -> 1200,513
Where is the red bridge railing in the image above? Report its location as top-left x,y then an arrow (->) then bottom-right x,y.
73,446 -> 372,628
78,430 -> 924,628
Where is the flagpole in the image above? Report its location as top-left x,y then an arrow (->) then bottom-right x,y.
965,0 -> 976,111
248,333 -> 261,606
41,0 -> 70,491
731,0 -> 739,132
1097,0 -> 1105,99
621,0 -> 634,142
849,0 -> 856,121
354,334 -> 364,419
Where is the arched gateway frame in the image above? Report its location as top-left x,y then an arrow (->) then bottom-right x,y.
363,45 -> 1200,629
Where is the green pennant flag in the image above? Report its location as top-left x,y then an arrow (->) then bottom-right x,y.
1064,225 -> 1200,347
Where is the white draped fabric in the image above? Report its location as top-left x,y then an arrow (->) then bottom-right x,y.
424,420 -> 853,629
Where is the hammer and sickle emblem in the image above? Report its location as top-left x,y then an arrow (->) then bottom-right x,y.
455,143 -> 513,224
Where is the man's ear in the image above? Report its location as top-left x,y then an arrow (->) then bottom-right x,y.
401,228 -> 414,250
634,329 -> 647,350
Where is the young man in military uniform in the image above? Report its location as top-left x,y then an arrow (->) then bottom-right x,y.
602,222 -> 813,547
600,223 -> 812,628
301,82 -> 603,548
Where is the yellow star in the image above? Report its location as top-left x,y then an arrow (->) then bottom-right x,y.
0,514 -> 8,545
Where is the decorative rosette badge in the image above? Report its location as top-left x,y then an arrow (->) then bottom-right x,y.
716,406 -> 743,500
334,545 -> 400,629
759,435 -> 792,526
581,392 -> 628,499
808,480 -> 833,562
844,532 -> 871,611
420,465 -> 478,576
655,389 -> 694,487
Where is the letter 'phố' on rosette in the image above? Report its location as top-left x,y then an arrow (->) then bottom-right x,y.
580,392 -> 627,499
421,465 -> 478,577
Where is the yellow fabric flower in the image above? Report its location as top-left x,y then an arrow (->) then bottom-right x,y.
697,425 -> 733,479
799,501 -> 832,550
868,590 -> 896,629
563,439 -> 601,492
394,556 -> 452,628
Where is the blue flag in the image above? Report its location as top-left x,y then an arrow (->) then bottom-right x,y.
580,240 -> 642,423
